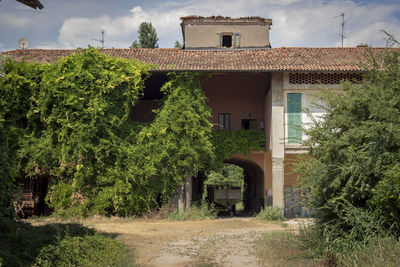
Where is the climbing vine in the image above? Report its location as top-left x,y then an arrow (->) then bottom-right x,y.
0,57 -> 44,217
0,48 -> 265,218
210,129 -> 265,169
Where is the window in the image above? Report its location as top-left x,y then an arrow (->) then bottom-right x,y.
233,33 -> 241,48
222,35 -> 232,47
218,113 -> 230,130
287,93 -> 302,144
241,119 -> 258,130
219,32 -> 241,48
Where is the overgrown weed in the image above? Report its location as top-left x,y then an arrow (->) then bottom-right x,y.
256,206 -> 286,221
168,204 -> 217,221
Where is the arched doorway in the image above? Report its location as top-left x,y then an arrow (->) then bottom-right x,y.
225,158 -> 265,213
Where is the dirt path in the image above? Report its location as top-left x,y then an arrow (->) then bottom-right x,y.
28,216 -> 307,266
84,217 -> 292,266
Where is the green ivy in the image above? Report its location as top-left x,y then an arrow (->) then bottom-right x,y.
0,48 -> 266,218
210,129 -> 265,169
0,57 -> 44,217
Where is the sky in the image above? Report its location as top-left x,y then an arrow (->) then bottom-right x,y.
0,0 -> 399,51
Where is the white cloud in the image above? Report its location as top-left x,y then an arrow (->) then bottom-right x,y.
49,0 -> 400,49
0,13 -> 31,28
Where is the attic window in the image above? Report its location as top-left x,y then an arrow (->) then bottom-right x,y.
221,34 -> 233,47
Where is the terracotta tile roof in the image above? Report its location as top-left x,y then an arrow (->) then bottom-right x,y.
180,16 -> 272,24
1,47 -> 396,72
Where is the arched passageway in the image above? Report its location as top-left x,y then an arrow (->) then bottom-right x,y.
192,158 -> 265,215
226,158 -> 265,213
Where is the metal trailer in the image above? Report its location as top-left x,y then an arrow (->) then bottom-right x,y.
207,186 -> 241,216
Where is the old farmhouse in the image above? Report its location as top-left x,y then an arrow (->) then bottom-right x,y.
2,16 -> 386,216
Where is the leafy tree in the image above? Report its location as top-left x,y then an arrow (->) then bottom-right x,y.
294,46 -> 400,237
130,22 -> 159,48
174,41 -> 182,48
205,164 -> 244,188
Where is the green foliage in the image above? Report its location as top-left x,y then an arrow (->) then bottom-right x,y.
256,228 -> 400,267
294,47 -> 400,237
168,203 -> 217,221
130,22 -> 159,48
256,206 -> 285,221
174,40 -> 182,48
34,233 -> 125,267
33,47 -> 150,217
205,164 -> 244,188
211,130 -> 265,169
116,72 -> 213,214
292,38 -> 400,264
0,57 -> 44,218
0,217 -> 125,267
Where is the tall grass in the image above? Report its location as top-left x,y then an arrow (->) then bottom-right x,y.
255,225 -> 400,267
168,204 -> 217,221
256,206 -> 285,221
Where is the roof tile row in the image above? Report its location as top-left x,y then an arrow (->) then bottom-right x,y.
1,47 -> 395,72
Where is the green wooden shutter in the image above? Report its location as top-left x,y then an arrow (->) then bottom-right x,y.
287,93 -> 302,144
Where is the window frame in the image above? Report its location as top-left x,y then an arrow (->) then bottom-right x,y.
218,113 -> 230,130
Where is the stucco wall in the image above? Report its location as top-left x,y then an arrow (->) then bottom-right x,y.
201,72 -> 269,131
284,154 -> 299,186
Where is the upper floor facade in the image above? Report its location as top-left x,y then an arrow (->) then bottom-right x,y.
180,16 -> 272,49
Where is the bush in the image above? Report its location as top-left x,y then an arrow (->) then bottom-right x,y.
168,204 -> 217,221
0,217 -> 126,267
34,233 -> 125,267
256,206 -> 285,221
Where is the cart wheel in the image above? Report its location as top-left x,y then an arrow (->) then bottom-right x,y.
232,205 -> 236,216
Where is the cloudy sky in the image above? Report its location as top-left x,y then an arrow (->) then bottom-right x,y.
0,0 -> 399,51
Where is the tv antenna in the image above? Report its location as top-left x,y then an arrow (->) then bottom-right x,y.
334,13 -> 345,47
92,30 -> 105,48
18,37 -> 29,49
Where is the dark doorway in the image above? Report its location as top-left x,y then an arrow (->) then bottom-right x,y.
241,119 -> 258,130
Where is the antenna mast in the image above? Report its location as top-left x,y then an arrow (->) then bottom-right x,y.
334,13 -> 345,47
92,30 -> 105,48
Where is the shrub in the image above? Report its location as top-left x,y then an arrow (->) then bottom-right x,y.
168,204 -> 217,221
0,217 -> 126,267
34,233 -> 125,267
256,206 -> 285,221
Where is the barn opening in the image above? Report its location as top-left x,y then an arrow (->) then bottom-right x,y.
193,158 -> 264,215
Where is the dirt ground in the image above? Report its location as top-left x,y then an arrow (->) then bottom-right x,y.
28,217 -> 307,267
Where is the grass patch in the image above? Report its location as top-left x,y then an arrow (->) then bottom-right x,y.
256,206 -> 285,221
255,226 -> 400,267
255,231 -> 317,267
168,204 -> 217,221
0,217 -> 127,267
339,235 -> 400,266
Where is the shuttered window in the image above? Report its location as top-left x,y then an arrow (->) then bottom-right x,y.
287,93 -> 302,144
218,113 -> 230,130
